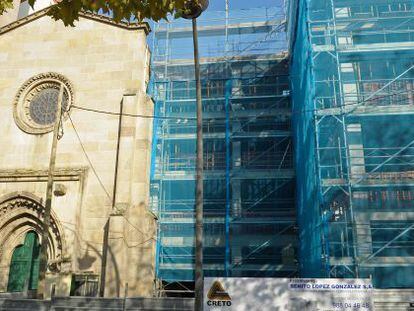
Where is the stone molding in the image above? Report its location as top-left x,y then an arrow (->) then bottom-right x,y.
0,167 -> 86,182
13,72 -> 75,135
0,194 -> 67,275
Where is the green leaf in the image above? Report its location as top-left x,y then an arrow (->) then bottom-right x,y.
28,0 -> 35,9
0,0 -> 190,25
0,0 -> 14,14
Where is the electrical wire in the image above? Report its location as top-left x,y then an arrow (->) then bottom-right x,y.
68,114 -> 113,203
70,28 -> 414,276
71,105 -> 197,120
68,114 -> 157,242
71,85 -> 414,123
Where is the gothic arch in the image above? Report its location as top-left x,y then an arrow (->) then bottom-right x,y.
0,193 -> 67,292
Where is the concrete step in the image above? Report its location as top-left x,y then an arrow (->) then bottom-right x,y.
51,297 -> 122,308
51,297 -> 194,310
126,298 -> 194,310
0,297 -> 194,311
0,299 -> 50,311
51,308 -> 119,311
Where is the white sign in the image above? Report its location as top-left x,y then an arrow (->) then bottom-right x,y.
204,278 -> 373,311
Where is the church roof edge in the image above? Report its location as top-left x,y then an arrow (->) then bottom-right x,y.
0,7 -> 151,36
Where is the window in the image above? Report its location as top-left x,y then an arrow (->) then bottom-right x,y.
371,221 -> 414,257
29,87 -> 69,125
354,190 -> 414,209
14,73 -> 74,134
241,246 -> 282,265
70,274 -> 99,297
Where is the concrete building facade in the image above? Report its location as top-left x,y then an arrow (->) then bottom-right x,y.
0,9 -> 156,297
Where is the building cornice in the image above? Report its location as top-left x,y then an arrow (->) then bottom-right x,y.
0,7 -> 151,36
0,167 -> 87,182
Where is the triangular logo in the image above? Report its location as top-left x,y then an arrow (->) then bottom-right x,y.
207,281 -> 231,301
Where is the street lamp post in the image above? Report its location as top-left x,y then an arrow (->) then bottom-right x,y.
181,1 -> 209,310
192,19 -> 204,310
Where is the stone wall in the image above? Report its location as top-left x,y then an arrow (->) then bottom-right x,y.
0,12 -> 155,297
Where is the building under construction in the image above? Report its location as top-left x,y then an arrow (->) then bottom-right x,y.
289,0 -> 414,288
149,0 -> 414,295
149,1 -> 297,295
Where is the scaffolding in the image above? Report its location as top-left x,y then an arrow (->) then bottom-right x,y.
149,1 -> 297,296
290,0 -> 414,288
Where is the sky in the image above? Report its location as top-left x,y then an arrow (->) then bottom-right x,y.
207,0 -> 281,11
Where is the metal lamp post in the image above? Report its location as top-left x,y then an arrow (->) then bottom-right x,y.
181,1 -> 209,310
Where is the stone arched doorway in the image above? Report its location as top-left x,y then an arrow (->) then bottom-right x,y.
7,231 -> 40,292
0,193 -> 66,293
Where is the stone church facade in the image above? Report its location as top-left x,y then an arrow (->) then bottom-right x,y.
0,8 -> 156,298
